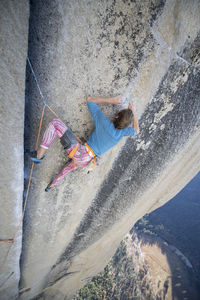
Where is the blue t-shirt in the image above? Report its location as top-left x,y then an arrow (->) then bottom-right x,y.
86,101 -> 137,156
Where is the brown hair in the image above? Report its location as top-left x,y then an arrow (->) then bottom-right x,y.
113,109 -> 133,129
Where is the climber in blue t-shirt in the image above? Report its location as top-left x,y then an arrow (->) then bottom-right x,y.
31,96 -> 139,191
86,97 -> 139,156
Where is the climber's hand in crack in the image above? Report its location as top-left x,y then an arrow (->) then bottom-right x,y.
129,101 -> 140,134
128,101 -> 136,113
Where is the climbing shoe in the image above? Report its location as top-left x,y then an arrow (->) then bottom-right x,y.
30,151 -> 45,163
45,183 -> 54,192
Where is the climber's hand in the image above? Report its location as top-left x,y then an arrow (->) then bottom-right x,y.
129,102 -> 140,133
129,102 -> 136,113
112,95 -> 123,106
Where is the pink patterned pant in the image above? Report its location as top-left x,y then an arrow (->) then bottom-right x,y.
40,119 -> 91,186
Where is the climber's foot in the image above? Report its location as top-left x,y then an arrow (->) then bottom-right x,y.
30,151 -> 45,163
45,183 -> 54,192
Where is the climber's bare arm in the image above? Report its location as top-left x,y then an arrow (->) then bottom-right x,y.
129,102 -> 140,133
86,96 -> 122,106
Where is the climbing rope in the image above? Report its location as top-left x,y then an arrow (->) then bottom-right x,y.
27,57 -> 64,122
27,57 -> 46,106
0,57 -> 62,274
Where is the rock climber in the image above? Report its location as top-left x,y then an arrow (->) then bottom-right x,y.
30,96 -> 139,191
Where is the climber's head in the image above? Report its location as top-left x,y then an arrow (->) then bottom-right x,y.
113,109 -> 133,129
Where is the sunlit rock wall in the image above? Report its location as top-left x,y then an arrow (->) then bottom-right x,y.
0,1 -> 29,299
20,0 -> 200,299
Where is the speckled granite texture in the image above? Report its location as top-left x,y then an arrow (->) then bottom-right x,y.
1,0 -> 199,299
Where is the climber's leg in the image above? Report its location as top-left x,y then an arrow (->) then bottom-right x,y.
35,119 -> 68,160
45,145 -> 91,191
45,160 -> 78,191
40,118 -> 68,150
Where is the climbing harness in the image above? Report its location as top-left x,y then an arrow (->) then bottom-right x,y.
67,138 -> 99,169
84,142 -> 99,169
60,128 -> 99,169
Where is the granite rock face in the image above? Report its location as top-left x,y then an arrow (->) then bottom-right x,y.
0,1 -> 29,299
1,0 -> 199,299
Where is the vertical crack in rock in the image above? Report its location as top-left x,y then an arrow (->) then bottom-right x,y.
21,0 -> 64,292
0,1 -> 29,299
